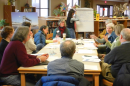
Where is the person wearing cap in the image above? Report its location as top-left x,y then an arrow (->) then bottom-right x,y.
53,18 -> 70,39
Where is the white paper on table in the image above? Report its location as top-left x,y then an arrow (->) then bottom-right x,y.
44,65 -> 47,69
45,45 -> 60,48
78,47 -> 84,49
83,58 -> 101,62
84,65 -> 98,70
78,49 -> 94,54
47,56 -> 60,62
49,43 -> 57,45
84,40 -> 95,43
65,38 -> 72,40
31,53 -> 44,56
82,55 -> 98,59
84,43 -> 96,47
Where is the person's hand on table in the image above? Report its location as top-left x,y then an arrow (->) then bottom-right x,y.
56,35 -> 59,38
93,43 -> 98,47
53,40 -> 57,43
102,54 -> 105,58
90,34 -> 97,39
37,54 -> 49,62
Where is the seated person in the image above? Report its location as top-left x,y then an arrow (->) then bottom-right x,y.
99,19 -> 117,39
0,26 -> 14,64
22,22 -> 37,54
104,28 -> 130,79
99,25 -> 124,82
34,25 -> 57,50
104,24 -> 124,50
113,63 -> 130,86
91,23 -> 117,54
0,26 -> 49,86
53,18 -> 70,39
36,40 -> 90,86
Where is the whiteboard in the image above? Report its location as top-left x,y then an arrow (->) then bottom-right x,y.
75,8 -> 94,32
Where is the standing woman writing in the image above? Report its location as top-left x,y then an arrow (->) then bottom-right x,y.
66,9 -> 79,38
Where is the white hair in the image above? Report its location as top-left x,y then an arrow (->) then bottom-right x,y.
106,23 -> 114,30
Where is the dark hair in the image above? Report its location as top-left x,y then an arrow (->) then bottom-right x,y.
1,26 -> 14,39
68,9 -> 75,18
22,22 -> 31,27
11,26 -> 29,42
60,40 -> 76,58
40,25 -> 48,31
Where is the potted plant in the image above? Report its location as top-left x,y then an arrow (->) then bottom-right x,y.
94,10 -> 97,18
53,9 -> 63,16
8,0 -> 16,5
0,19 -> 8,29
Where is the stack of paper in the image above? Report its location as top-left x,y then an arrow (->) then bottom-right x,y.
82,55 -> 100,62
47,56 -> 59,62
31,53 -> 44,56
84,65 -> 98,70
78,50 -> 94,54
82,55 -> 98,59
83,58 -> 101,62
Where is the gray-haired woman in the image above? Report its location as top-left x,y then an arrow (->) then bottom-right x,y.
53,18 -> 70,39
0,26 -> 49,86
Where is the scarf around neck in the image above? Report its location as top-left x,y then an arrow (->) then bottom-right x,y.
58,26 -> 66,37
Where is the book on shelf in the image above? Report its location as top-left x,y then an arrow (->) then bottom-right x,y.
24,8 -> 32,12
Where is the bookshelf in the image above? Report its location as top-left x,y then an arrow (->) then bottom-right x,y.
3,5 -> 15,26
94,19 -> 130,37
127,20 -> 130,27
21,7 -> 36,12
45,16 -> 67,34
45,17 -> 130,38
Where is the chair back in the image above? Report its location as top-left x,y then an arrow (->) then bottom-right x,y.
47,33 -> 53,40
102,79 -> 113,86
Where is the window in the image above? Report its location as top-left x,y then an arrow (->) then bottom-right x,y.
32,0 -> 49,17
124,6 -> 129,16
67,0 -> 80,11
97,5 -> 113,17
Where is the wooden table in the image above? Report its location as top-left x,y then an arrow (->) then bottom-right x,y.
18,39 -> 101,86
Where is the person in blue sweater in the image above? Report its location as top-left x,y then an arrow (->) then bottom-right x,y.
34,25 -> 48,50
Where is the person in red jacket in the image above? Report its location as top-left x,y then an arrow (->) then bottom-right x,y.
0,26 -> 49,86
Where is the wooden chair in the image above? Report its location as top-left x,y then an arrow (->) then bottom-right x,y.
47,33 -> 53,40
102,79 -> 113,86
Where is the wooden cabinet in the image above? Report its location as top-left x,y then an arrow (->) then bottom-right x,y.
21,7 -> 36,12
3,5 -> 15,26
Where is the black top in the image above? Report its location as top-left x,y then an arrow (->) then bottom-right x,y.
104,42 -> 130,78
0,39 -> 9,64
66,17 -> 74,30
